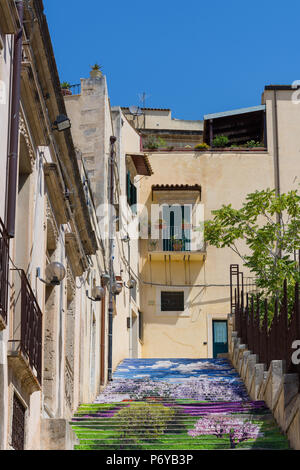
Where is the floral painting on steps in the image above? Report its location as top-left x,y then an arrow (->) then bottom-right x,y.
71,359 -> 290,450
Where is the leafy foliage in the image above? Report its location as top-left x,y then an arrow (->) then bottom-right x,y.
60,81 -> 71,89
205,188 -> 300,298
91,63 -> 102,71
195,143 -> 210,150
245,140 -> 264,148
212,135 -> 229,147
144,136 -> 167,149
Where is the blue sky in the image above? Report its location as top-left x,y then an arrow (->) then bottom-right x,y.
44,0 -> 300,121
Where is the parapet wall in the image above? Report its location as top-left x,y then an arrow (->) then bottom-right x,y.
229,329 -> 300,450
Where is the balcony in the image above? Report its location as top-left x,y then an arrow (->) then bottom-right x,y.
8,270 -> 42,393
0,218 -> 9,330
148,225 -> 206,261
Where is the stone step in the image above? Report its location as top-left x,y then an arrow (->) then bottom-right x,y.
71,358 -> 290,450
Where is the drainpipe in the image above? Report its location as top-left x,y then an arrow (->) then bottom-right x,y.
273,90 -> 282,261
107,136 -> 117,381
273,90 -> 281,197
5,0 -> 24,238
100,287 -> 106,385
128,239 -> 133,359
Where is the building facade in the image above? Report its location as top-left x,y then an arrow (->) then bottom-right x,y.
127,90 -> 300,360
0,0 -> 300,452
0,0 -> 108,450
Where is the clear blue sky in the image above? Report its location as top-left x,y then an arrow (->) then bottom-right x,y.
44,0 -> 300,121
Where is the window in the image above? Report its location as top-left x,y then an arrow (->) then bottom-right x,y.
162,205 -> 191,252
12,394 -> 26,450
138,311 -> 143,341
126,171 -> 137,214
161,291 -> 184,312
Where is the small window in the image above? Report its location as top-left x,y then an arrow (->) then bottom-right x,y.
161,291 -> 184,312
12,393 -> 26,450
126,171 -> 137,214
138,311 -> 143,341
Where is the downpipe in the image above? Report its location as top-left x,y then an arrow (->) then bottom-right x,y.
107,136 -> 117,382
5,0 -> 24,238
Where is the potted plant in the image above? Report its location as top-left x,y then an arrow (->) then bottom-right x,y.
61,82 -> 72,96
90,63 -> 103,79
171,236 -> 183,251
148,240 -> 158,252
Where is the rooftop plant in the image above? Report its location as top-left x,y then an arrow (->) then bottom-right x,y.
212,135 -> 229,148
246,140 -> 264,148
91,63 -> 103,71
195,142 -> 210,150
61,81 -> 71,89
144,136 -> 166,150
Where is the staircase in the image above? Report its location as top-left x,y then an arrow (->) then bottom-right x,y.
71,358 -> 289,450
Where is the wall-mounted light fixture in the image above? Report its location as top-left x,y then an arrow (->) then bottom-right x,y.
101,273 -> 110,287
36,262 -> 66,286
52,114 -> 71,132
112,281 -> 123,295
126,278 -> 136,290
87,285 -> 105,302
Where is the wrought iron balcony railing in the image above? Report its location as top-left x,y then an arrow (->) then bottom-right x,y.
8,269 -> 43,388
148,225 -> 206,254
20,270 -> 42,384
0,218 -> 9,327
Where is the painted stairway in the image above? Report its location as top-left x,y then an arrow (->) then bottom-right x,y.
71,359 -> 290,450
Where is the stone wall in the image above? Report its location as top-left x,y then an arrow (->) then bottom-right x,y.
229,329 -> 300,450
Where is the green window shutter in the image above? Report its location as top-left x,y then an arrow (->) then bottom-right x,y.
127,171 -> 131,205
131,183 -> 137,214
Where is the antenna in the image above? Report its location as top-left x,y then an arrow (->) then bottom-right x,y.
138,92 -> 150,109
138,92 -> 150,129
129,105 -> 143,117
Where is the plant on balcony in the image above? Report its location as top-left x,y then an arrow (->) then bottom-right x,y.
195,143 -> 210,150
245,140 -> 264,148
171,236 -> 183,251
144,136 -> 167,150
212,135 -> 229,148
149,240 -> 158,251
61,81 -> 72,96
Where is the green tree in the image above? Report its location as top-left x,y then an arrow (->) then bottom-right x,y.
204,188 -> 300,298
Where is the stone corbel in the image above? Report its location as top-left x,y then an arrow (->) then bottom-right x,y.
46,199 -> 59,251
19,112 -> 35,168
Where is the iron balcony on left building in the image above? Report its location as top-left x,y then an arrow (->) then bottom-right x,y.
8,269 -> 42,393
